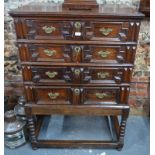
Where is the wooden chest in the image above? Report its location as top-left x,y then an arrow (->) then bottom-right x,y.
9,0 -> 144,150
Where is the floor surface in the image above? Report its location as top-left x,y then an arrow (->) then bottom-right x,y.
4,116 -> 150,155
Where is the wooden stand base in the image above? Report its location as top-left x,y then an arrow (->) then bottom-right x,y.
25,104 -> 129,150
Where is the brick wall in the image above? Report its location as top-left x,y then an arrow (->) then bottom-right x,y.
4,0 -> 150,115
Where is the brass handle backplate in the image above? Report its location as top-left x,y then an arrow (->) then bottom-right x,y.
42,26 -> 56,34
96,93 -> 110,99
48,92 -> 59,100
45,71 -> 58,79
99,28 -> 113,36
97,72 -> 110,79
44,49 -> 56,57
98,51 -> 110,58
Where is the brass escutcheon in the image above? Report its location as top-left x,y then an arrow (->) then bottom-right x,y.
42,26 -> 56,34
97,72 -> 110,79
95,93 -> 110,99
74,46 -> 81,53
99,27 -> 113,36
98,51 -> 110,58
48,92 -> 59,100
74,22 -> 82,30
44,49 -> 56,57
74,69 -> 81,76
45,71 -> 58,79
74,88 -> 80,95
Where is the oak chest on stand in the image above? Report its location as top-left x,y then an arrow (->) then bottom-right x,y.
9,0 -> 144,150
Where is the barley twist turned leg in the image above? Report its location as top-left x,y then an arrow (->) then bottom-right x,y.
117,109 -> 129,151
27,116 -> 38,150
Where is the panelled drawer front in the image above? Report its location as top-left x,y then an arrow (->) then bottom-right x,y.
21,19 -> 139,41
24,86 -> 130,105
25,20 -> 66,40
31,66 -> 68,84
19,44 -> 136,64
81,87 -> 120,105
27,86 -> 72,104
22,66 -> 133,84
91,22 -> 129,41
84,45 -> 136,64
86,67 -> 131,84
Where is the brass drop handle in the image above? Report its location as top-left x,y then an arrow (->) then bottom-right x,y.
99,28 -> 113,36
44,49 -> 56,57
96,93 -> 110,99
97,72 -> 110,79
48,92 -> 59,100
42,26 -> 56,34
45,71 -> 58,79
98,51 -> 110,58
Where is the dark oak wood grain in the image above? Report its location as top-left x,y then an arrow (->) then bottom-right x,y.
10,0 -> 144,150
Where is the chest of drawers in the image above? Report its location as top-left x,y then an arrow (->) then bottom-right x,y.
10,0 -> 144,150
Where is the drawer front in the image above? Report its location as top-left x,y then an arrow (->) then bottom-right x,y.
24,86 -> 130,105
19,44 -> 136,64
22,20 -> 135,41
81,86 -> 130,105
86,67 -> 131,84
81,87 -> 120,104
22,66 -> 133,84
83,45 -> 136,64
25,20 -> 67,40
26,86 -> 72,104
91,22 -> 129,41
31,66 -> 68,84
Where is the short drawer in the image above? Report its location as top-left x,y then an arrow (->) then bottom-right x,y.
26,86 -> 72,104
85,67 -> 131,84
18,44 -> 136,64
31,66 -> 67,83
24,20 -> 66,40
84,45 -> 136,64
81,87 -> 128,105
91,22 -> 130,41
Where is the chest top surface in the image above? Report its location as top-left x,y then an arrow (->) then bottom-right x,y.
9,2 -> 144,19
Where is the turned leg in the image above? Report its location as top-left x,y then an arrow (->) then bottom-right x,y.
117,109 -> 129,151
27,116 -> 38,150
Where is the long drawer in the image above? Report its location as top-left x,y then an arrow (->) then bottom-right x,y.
18,19 -> 138,41
22,66 -> 133,84
24,86 -> 130,105
18,43 -> 136,64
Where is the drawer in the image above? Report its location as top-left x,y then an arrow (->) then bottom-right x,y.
91,22 -> 130,41
81,87 -> 121,105
22,20 -> 133,41
26,86 -> 72,104
25,86 -> 130,105
83,45 -> 136,64
85,67 -> 132,84
19,44 -> 136,64
22,66 -> 133,84
25,20 -> 68,40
